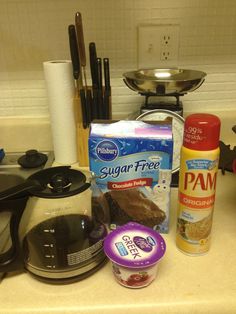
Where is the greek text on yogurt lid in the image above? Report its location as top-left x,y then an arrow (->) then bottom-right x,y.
104,222 -> 166,268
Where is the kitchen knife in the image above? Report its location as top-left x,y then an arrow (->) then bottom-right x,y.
92,88 -> 99,120
103,58 -> 110,92
79,89 -> 87,129
96,58 -> 103,90
68,24 -> 82,93
96,58 -> 103,118
75,12 -> 87,89
103,58 -> 111,119
86,89 -> 93,124
89,42 -> 98,88
89,42 -> 99,120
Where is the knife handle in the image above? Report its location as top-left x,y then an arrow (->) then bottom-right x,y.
86,89 -> 92,125
96,58 -> 102,90
104,89 -> 110,119
79,89 -> 87,129
92,88 -> 99,120
89,42 -> 98,88
75,12 -> 86,67
103,58 -> 110,92
68,25 -> 80,80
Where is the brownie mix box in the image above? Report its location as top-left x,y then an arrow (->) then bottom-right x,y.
89,120 -> 173,233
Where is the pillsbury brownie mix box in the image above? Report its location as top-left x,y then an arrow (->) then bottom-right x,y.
89,120 -> 173,233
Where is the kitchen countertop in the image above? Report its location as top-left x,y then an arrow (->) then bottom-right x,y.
0,170 -> 235,314
0,110 -> 235,313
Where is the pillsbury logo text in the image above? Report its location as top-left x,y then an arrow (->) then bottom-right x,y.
96,140 -> 118,161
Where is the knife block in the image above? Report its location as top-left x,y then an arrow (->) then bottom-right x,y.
74,88 -> 112,167
74,95 -> 89,167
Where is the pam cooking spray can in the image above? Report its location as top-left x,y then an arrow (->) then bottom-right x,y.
176,113 -> 221,255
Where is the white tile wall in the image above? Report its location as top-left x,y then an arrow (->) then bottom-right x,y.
0,0 -> 236,119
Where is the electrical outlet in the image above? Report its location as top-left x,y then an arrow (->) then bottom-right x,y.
138,24 -> 179,68
161,35 -> 172,61
160,27 -> 179,61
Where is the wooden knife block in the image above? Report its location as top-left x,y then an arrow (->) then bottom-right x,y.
74,95 -> 89,167
74,89 -> 112,167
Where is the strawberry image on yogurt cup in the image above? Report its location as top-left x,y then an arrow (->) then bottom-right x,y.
104,222 -> 166,288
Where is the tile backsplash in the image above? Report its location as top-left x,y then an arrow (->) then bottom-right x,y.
0,0 -> 236,119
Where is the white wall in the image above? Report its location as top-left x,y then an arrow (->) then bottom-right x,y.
0,0 -> 236,119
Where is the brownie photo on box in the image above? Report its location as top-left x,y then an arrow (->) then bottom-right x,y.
104,188 -> 166,229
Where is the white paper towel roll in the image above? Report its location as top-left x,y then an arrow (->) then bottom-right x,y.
43,60 -> 77,165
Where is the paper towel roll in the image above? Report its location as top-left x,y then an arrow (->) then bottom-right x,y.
43,60 -> 77,165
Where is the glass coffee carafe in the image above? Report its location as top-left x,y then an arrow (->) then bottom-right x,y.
0,166 -> 107,283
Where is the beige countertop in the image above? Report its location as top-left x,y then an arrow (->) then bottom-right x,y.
0,170 -> 235,314
0,109 -> 235,313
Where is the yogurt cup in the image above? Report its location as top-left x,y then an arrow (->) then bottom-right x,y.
104,222 -> 166,288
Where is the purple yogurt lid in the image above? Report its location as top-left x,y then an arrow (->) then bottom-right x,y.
104,222 -> 166,268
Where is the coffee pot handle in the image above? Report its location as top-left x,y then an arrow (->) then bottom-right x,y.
0,180 -> 42,201
0,180 -> 43,271
0,196 -> 29,271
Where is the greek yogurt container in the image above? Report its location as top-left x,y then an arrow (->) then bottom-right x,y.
104,222 -> 166,288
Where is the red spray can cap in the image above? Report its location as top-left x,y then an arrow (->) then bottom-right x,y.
183,113 -> 221,151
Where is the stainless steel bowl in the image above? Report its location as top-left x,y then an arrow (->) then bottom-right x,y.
123,68 -> 206,95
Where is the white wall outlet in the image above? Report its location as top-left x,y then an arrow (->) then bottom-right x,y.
138,24 -> 179,68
